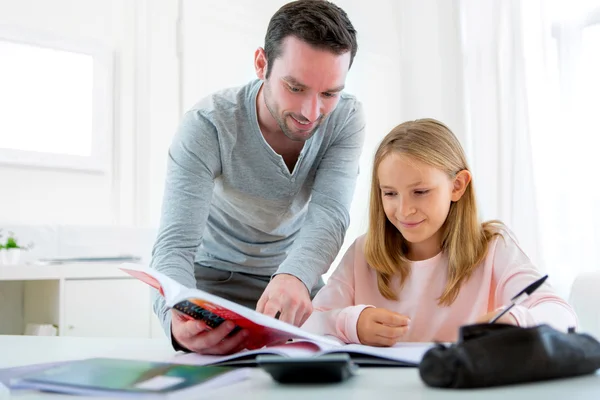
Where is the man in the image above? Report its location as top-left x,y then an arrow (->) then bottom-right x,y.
151,0 -> 365,355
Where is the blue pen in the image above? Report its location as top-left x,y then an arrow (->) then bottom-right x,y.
489,275 -> 549,323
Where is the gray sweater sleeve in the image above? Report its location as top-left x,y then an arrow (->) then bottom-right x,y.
274,101 -> 366,290
150,110 -> 222,337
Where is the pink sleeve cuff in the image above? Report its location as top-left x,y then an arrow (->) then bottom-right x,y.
509,305 -> 534,327
337,304 -> 375,344
509,302 -> 579,332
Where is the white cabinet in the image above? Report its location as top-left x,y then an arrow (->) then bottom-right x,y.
63,279 -> 151,338
0,263 -> 162,338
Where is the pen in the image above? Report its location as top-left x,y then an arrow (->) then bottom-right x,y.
489,274 -> 549,323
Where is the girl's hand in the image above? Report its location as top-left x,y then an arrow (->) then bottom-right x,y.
357,307 -> 410,347
475,308 -> 518,325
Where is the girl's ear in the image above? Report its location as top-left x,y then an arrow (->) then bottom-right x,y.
451,170 -> 472,202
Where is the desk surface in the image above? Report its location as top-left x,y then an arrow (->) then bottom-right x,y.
1,335 -> 599,399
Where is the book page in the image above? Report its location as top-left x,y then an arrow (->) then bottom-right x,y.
120,263 -> 185,302
173,340 -> 433,367
173,340 -> 325,366
322,342 -> 434,365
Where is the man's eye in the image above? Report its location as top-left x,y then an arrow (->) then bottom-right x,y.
289,86 -> 301,93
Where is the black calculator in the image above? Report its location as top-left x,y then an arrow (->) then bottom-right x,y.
256,353 -> 358,384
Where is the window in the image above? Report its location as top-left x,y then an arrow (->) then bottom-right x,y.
580,24 -> 600,118
0,27 -> 113,172
528,0 -> 600,293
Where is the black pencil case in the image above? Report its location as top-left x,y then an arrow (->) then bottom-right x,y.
418,323 -> 600,388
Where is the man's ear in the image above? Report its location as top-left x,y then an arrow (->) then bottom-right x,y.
254,47 -> 268,80
451,170 -> 472,202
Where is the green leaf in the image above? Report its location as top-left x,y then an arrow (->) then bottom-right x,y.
5,237 -> 20,249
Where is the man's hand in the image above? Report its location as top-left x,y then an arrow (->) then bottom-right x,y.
474,308 -> 518,325
171,310 -> 249,355
256,274 -> 312,327
357,308 -> 410,347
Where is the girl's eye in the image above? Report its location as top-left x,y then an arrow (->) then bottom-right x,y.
383,191 -> 396,197
414,190 -> 430,196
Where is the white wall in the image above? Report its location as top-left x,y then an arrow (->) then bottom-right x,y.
132,0 -> 180,227
398,0 -> 465,141
0,0 -> 465,272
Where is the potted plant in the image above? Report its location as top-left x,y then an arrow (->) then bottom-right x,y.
0,231 -> 27,266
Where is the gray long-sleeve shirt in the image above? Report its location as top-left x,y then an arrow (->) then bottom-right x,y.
151,78 -> 365,335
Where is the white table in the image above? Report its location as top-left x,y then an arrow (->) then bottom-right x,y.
1,335 -> 600,399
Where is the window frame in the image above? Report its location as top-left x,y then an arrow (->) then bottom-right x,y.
0,25 -> 113,173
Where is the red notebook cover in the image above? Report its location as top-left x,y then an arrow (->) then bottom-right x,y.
123,268 -> 290,349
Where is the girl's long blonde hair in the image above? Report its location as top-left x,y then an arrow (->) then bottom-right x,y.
365,118 -> 502,306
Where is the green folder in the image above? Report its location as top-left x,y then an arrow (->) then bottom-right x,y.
10,357 -> 251,398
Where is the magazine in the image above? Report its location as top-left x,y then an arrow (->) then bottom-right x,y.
120,263 -> 433,367
120,263 -> 342,349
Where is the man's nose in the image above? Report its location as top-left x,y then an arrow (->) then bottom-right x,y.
301,95 -> 320,122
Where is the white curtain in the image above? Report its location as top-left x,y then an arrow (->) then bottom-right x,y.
459,0 -> 544,274
526,0 -> 600,297
459,0 -> 600,298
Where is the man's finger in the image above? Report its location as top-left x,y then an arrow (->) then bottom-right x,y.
227,337 -> 252,355
187,321 -> 237,352
199,329 -> 249,355
255,293 -> 268,314
172,310 -> 208,340
172,309 -> 198,327
182,320 -> 209,338
295,303 -> 313,327
262,300 -> 282,319
279,305 -> 297,326
172,309 -> 191,322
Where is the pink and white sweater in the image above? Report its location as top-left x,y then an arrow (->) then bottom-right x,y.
302,232 -> 578,343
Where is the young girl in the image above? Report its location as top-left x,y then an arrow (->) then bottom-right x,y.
301,118 -> 578,345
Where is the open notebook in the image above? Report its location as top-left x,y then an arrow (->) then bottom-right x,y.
120,263 -> 434,367
173,339 -> 433,367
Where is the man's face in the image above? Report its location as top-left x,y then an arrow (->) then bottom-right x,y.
259,36 -> 351,141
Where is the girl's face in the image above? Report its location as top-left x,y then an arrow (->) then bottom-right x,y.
377,153 -> 469,260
